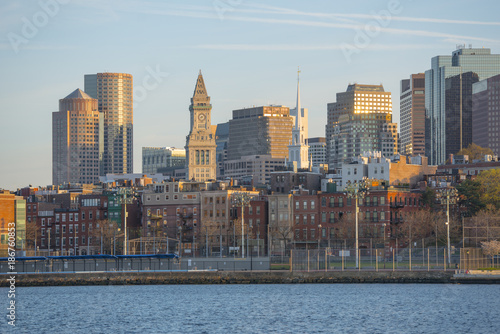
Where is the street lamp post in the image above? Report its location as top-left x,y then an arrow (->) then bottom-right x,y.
436,187 -> 458,265
116,188 -> 134,255
383,223 -> 386,269
231,192 -> 253,259
318,224 -> 322,249
344,178 -> 371,269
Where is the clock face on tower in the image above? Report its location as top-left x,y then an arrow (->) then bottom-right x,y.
198,113 -> 206,122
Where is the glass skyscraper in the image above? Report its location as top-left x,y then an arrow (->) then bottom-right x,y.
425,47 -> 500,165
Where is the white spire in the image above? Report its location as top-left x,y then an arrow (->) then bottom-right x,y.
296,66 -> 301,131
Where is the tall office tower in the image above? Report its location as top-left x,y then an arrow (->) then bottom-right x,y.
52,89 -> 101,186
307,137 -> 326,167
84,72 -> 133,175
473,74 -> 500,156
400,73 -> 425,156
228,106 -> 293,160
326,84 -> 395,168
445,72 -> 479,158
215,122 -> 229,177
288,69 -> 309,170
425,46 -> 500,165
185,71 -> 217,182
142,147 -> 186,174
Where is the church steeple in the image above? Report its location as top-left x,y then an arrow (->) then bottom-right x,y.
295,67 -> 302,131
288,67 -> 309,170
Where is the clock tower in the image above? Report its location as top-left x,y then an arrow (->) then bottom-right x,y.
185,71 -> 217,181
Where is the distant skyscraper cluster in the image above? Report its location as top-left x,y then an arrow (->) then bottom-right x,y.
52,72 -> 133,186
425,47 -> 500,165
51,46 -> 500,186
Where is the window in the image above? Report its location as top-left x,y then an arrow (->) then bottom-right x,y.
56,214 -> 60,222
69,213 -> 73,221
249,206 -> 253,215
339,197 -> 343,207
330,212 -> 335,223
322,228 -> 326,238
321,197 -> 326,207
347,197 -> 352,206
56,226 -> 60,234
82,212 -> 85,220
89,212 -> 93,219
311,214 -> 315,225
381,211 -> 385,221
82,224 -> 85,232
321,212 -> 326,223
62,226 -> 66,234
256,206 -> 260,215
303,201 -> 307,210
380,196 -> 385,205
69,225 -> 73,234
295,229 -> 300,239
42,218 -> 45,226
62,214 -> 66,222
311,201 -> 315,209
41,228 -> 45,236
311,229 -> 315,239
303,229 -> 307,240
295,201 -> 299,210
256,219 -> 260,226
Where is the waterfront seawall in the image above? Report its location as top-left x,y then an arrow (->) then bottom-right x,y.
2,271 -> 499,286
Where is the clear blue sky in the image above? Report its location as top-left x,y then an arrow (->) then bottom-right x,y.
1,0 -> 499,191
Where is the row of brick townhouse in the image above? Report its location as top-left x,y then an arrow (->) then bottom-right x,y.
276,188 -> 423,252
24,193 -> 141,255
141,181 -> 264,256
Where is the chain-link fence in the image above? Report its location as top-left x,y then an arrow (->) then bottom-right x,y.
290,247 -> 465,271
460,248 -> 500,270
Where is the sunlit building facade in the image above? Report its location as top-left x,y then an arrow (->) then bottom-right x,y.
52,89 -> 101,185
84,72 -> 133,175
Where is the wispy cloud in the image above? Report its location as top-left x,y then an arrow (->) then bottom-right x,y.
243,3 -> 500,26
193,43 -> 436,51
69,0 -> 500,45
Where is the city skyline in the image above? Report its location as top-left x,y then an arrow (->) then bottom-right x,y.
1,0 -> 500,190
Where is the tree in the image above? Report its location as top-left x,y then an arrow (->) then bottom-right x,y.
25,220 -> 41,252
457,179 -> 485,216
456,143 -> 494,161
481,240 -> 500,257
468,206 -> 500,246
198,220 -> 223,257
481,240 -> 500,267
400,210 -> 436,248
269,217 -> 293,256
89,219 -> 120,255
421,187 -> 436,209
332,214 -> 355,248
475,169 -> 500,209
